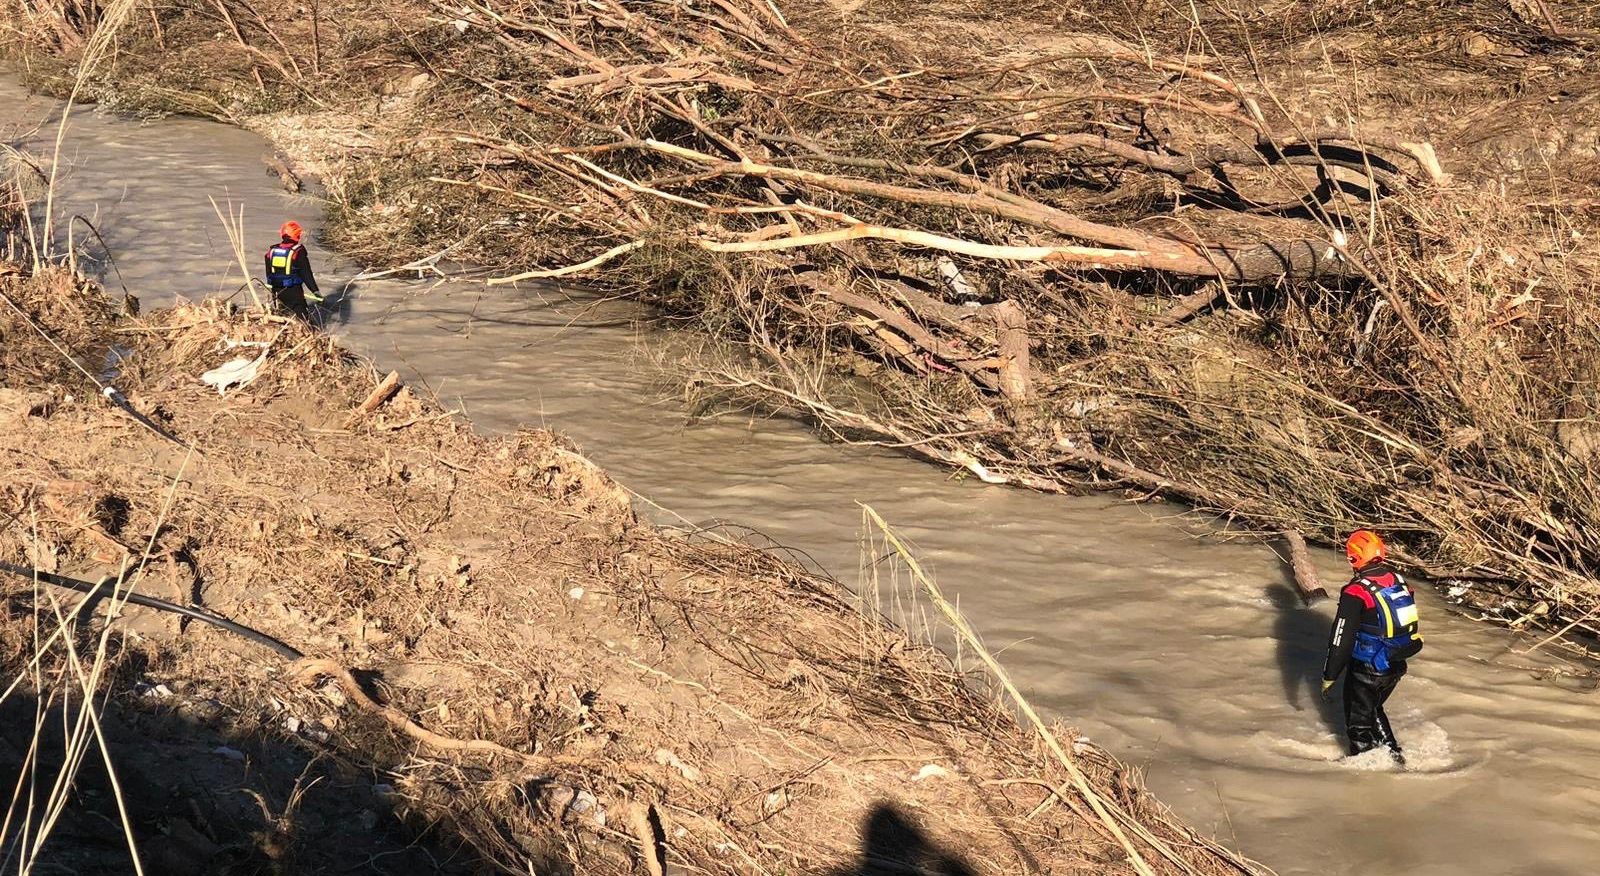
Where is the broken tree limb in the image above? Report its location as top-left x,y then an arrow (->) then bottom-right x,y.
701,223 -> 1200,272
290,657 -> 587,771
1143,283 -> 1224,328
488,240 -> 647,284
635,139 -> 1360,281
882,281 -> 990,344
1280,530 -> 1330,605
345,370 -> 401,427
627,803 -> 667,876
820,282 -> 1000,390
991,300 -> 1033,424
969,132 -> 1412,192
1048,439 -> 1240,512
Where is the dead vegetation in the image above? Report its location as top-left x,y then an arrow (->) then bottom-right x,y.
3,1 -> 1600,643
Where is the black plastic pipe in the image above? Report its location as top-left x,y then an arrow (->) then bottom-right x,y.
0,561 -> 303,660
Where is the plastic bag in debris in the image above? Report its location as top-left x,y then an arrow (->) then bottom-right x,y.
201,343 -> 271,395
201,356 -> 265,394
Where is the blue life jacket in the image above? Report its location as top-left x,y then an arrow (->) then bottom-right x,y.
1352,575 -> 1423,672
266,243 -> 303,288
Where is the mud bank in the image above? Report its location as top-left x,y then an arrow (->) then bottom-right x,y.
0,262 -> 1263,873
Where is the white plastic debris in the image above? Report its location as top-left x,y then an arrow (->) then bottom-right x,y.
569,587 -> 585,600
201,352 -> 268,395
567,789 -> 607,826
911,763 -> 950,782
936,256 -> 978,300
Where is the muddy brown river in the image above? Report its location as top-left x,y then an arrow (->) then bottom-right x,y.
5,78 -> 1597,876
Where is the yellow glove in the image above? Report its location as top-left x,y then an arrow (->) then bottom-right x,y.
305,290 -> 325,304
1320,679 -> 1336,701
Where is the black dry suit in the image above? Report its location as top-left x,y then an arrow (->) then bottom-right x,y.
263,237 -> 320,319
1322,562 -> 1424,760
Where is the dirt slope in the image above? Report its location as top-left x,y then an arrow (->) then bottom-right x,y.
0,266 -> 1262,874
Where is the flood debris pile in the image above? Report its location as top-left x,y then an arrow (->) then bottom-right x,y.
4,3 -> 1600,635
0,259 -> 1266,872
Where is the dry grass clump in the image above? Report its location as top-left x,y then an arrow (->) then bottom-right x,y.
0,261 -> 122,387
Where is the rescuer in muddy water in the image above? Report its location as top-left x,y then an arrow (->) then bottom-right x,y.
1321,530 -> 1424,765
264,220 -> 323,321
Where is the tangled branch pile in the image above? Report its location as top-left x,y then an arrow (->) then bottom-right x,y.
4,0 -> 1600,642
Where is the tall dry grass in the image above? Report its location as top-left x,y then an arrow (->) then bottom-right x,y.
0,5 -> 185,869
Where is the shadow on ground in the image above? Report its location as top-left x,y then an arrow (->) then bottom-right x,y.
825,802 -> 978,876
0,645 -> 547,875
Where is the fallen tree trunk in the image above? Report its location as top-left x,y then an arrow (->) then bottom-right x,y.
1280,530 -> 1330,605
633,139 -> 1362,282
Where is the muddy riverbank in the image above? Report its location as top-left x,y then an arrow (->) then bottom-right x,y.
0,255 -> 1272,873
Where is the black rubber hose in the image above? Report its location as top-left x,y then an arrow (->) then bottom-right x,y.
0,561 -> 304,660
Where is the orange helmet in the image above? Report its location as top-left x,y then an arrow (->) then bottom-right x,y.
1345,529 -> 1386,570
279,221 -> 304,242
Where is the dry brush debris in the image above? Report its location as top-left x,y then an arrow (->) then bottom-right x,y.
4,0 -> 1600,643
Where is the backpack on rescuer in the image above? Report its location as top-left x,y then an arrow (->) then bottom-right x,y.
1352,576 -> 1423,672
266,242 -> 303,289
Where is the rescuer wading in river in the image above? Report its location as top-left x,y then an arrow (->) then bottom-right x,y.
1321,529 -> 1423,764
264,221 -> 322,321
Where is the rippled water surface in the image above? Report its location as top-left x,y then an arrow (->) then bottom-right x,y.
6,78 -> 1596,876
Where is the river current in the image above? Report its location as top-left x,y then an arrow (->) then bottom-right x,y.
4,78 -> 1596,876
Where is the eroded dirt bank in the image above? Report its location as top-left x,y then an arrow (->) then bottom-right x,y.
0,262 -> 1263,874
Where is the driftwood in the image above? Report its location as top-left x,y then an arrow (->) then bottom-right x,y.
1280,530 -> 1330,605
290,657 -> 587,771
344,370 -> 400,427
1144,284 -> 1224,328
630,139 -> 1362,282
263,152 -> 302,193
990,300 -> 1032,423
416,4 -> 1434,292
